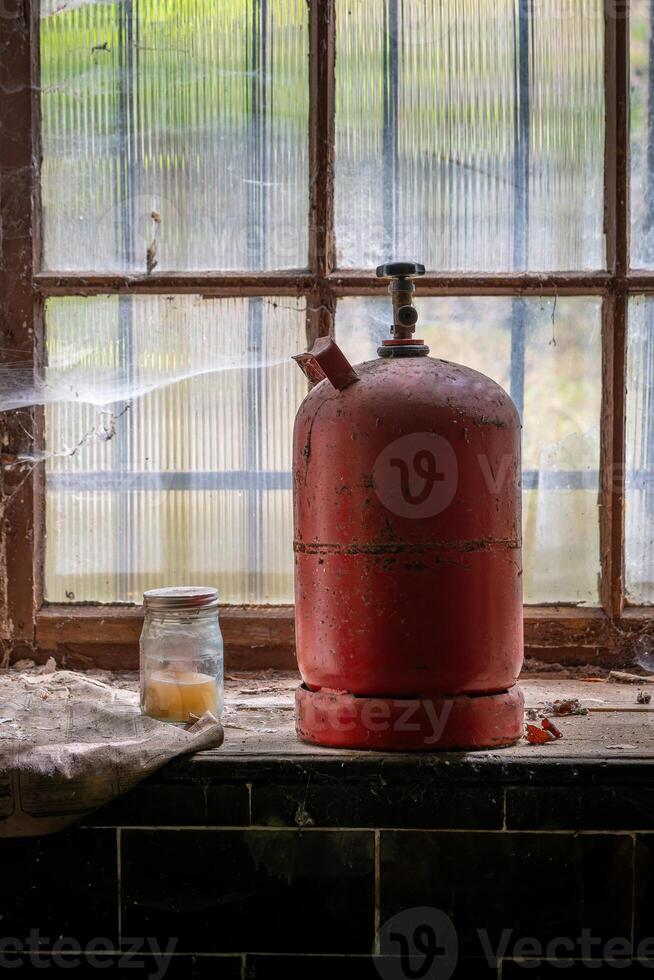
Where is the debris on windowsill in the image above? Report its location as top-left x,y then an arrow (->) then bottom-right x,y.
525,717 -> 564,744
541,697 -> 588,717
7,656 -> 57,676
588,705 -> 654,712
522,657 -> 610,681
542,717 -> 563,739
524,724 -> 549,744
2,657 -> 140,692
3,665 -> 653,758
608,670 -> 654,685
526,696 -> 598,720
637,690 -> 652,705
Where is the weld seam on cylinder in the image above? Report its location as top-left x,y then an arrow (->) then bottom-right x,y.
293,538 -> 521,555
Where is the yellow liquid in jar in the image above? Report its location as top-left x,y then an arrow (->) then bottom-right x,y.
143,669 -> 218,723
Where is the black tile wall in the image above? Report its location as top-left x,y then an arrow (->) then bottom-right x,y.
0,953 -> 242,978
634,834 -> 654,948
251,780 -> 503,829
507,786 -> 654,831
0,827 -> 118,946
87,781 -> 249,828
380,831 -> 634,957
503,963 -> 654,977
245,954 -> 498,978
122,829 -> 375,954
5,755 -> 653,970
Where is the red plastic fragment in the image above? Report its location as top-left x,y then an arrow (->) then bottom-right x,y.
525,724 -> 553,745
525,716 -> 564,745
541,717 -> 563,739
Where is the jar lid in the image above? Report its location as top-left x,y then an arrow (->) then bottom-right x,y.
143,586 -> 219,612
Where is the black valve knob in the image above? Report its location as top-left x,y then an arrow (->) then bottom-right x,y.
376,262 -> 426,279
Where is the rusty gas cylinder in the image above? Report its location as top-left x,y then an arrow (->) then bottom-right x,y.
292,262 -> 524,750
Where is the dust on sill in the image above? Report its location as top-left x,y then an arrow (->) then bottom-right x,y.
5,660 -> 654,758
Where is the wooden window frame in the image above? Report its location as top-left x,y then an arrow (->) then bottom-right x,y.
0,0 -> 652,670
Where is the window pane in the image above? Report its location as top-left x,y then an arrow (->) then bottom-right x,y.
632,0 -> 654,268
626,296 -> 654,604
44,296 -> 306,603
40,0 -> 308,272
336,296 -> 601,604
335,0 -> 604,271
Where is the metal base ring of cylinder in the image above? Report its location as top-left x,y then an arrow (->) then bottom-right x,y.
295,683 -> 525,752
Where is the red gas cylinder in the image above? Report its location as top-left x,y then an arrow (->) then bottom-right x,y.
292,262 -> 524,751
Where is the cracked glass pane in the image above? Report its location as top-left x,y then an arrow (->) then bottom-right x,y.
40,0 -> 309,272
44,295 -> 306,603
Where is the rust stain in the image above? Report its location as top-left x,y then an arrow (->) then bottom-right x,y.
299,394 -> 336,485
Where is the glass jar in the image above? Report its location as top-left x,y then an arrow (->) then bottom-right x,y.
140,587 -> 224,724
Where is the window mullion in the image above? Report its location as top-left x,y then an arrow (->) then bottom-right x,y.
307,0 -> 336,348
600,0 -> 630,618
0,1 -> 44,642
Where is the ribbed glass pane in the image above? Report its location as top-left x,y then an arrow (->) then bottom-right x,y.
40,0 -> 308,272
335,0 -> 604,271
336,296 -> 601,604
44,296 -> 306,603
626,297 -> 654,604
631,0 -> 654,268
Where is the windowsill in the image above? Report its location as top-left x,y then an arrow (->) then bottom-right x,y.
83,672 -> 654,833
200,671 -> 654,763
98,669 -> 654,763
